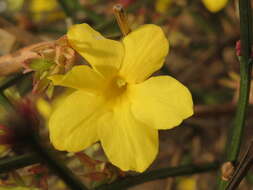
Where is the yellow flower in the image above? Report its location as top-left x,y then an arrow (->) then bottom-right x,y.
29,0 -> 64,22
36,98 -> 52,119
202,0 -> 229,13
48,24 -> 193,172
30,0 -> 58,13
177,177 -> 197,190
7,0 -> 24,12
155,0 -> 171,14
36,90 -> 73,120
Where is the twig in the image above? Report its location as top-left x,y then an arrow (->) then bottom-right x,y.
0,73 -> 31,91
30,134 -> 89,190
57,0 -> 105,24
0,153 -> 40,173
0,92 -> 13,110
0,41 -> 54,76
57,0 -> 76,18
194,103 -> 236,117
0,17 -> 41,46
217,0 -> 253,188
96,162 -> 220,190
226,141 -> 253,190
0,152 -> 219,190
0,73 -> 31,109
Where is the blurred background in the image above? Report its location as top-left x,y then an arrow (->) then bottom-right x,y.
0,0 -> 252,189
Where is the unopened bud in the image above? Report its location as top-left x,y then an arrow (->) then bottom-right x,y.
236,40 -> 241,57
221,162 -> 235,181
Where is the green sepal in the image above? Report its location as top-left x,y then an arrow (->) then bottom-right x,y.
30,59 -> 55,72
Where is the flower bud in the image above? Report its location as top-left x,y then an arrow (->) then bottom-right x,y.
202,0 -> 229,13
221,162 -> 235,181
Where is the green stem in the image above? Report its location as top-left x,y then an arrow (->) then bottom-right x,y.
57,0 -> 105,24
217,0 -> 252,189
188,10 -> 217,34
0,153 -> 40,173
0,92 -> 13,110
96,162 -> 219,190
0,152 -> 219,190
0,73 -> 30,92
57,0 -> 77,19
0,73 -> 30,110
30,135 -> 89,190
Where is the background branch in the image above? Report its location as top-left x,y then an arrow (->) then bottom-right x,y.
217,0 -> 253,188
0,153 -> 39,173
97,162 -> 219,190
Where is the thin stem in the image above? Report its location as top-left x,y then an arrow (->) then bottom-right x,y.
0,153 -> 40,173
96,162 -> 219,190
217,0 -> 252,189
57,0 -> 105,24
57,0 -> 76,18
226,141 -> 253,190
0,41 -> 53,77
0,73 -> 30,91
0,73 -> 31,110
30,134 -> 88,190
0,152 -> 219,190
0,92 -> 13,110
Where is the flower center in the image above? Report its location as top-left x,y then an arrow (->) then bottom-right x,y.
116,77 -> 127,88
104,76 -> 128,100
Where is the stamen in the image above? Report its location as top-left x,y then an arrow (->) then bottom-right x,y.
113,4 -> 131,36
116,77 -> 127,88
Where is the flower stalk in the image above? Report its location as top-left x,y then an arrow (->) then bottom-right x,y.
0,73 -> 30,92
96,162 -> 220,190
57,0 -> 105,24
217,0 -> 252,189
0,92 -> 13,110
0,153 -> 40,174
29,134 -> 89,190
0,155 -> 219,190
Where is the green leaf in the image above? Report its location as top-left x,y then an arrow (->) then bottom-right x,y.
30,59 -> 54,72
46,84 -> 54,98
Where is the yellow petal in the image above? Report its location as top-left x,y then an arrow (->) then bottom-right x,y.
98,100 -> 158,172
48,65 -> 104,93
202,0 -> 229,13
36,98 -> 52,119
130,76 -> 193,129
36,90 -> 73,120
49,90 -> 104,152
120,24 -> 169,84
67,24 -> 124,72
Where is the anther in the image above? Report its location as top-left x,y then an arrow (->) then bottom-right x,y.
116,77 -> 127,88
113,4 -> 131,36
